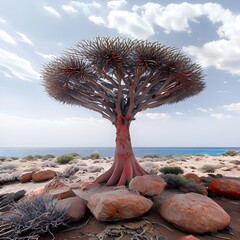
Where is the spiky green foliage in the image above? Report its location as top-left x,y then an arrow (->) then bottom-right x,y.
42,37 -> 205,125
55,154 -> 75,164
42,154 -> 56,160
23,155 -> 34,160
159,166 -> 184,175
0,194 -> 68,240
223,150 -> 239,156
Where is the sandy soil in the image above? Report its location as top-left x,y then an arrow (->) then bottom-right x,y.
1,154 -> 240,239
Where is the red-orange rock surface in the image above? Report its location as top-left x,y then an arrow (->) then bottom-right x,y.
177,235 -> 200,240
56,196 -> 87,222
160,193 -> 230,233
129,175 -> 166,196
88,187 -> 153,221
184,173 -> 201,184
208,178 -> 240,200
32,169 -> 56,182
18,171 -> 35,183
44,179 -> 75,199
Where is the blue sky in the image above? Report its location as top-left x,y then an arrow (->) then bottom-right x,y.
0,0 -> 240,147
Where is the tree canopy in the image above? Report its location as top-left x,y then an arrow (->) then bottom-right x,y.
42,37 -> 205,125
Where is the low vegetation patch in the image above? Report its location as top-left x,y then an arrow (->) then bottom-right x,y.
161,174 -> 189,189
88,152 -> 100,159
69,152 -> 81,157
33,154 -> 43,159
222,150 -> 239,156
159,166 -> 184,175
0,194 -> 68,239
0,156 -> 6,162
23,155 -> 34,160
55,154 -> 75,164
142,153 -> 160,158
42,154 -> 56,160
200,164 -> 223,173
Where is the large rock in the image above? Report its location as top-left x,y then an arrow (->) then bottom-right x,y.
88,187 -> 153,221
56,196 -> 88,222
129,175 -> 166,196
208,178 -> 240,199
32,169 -> 56,182
160,193 -> 230,233
184,173 -> 201,184
18,171 -> 35,183
44,179 -> 76,199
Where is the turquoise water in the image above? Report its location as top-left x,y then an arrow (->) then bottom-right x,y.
0,147 -> 239,158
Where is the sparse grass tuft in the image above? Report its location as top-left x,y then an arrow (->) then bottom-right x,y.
55,154 -> 75,164
0,194 -> 68,239
10,157 -> 19,160
69,152 -> 81,157
142,153 -> 160,158
200,164 -> 222,173
0,156 -> 6,162
0,171 -> 21,185
34,154 -> 43,159
222,150 -> 239,156
23,155 -> 34,160
88,152 -> 100,159
159,166 -> 184,175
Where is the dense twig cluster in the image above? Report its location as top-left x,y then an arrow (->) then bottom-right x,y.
0,194 -> 68,240
42,37 -> 205,125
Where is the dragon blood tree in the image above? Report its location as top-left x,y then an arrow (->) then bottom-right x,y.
42,37 -> 205,186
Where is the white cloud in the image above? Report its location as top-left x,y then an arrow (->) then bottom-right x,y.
0,17 -> 7,24
197,107 -> 213,112
107,10 -> 154,39
137,112 -> 170,120
210,113 -> 232,119
65,117 -> 106,124
107,0 -> 127,10
0,69 -> 11,78
35,51 -> 55,60
44,6 -> 61,18
70,1 -> 101,15
62,5 -> 78,13
17,32 -> 33,46
223,102 -> 240,111
175,112 -> 183,115
0,29 -> 16,45
89,15 -> 105,25
0,48 -> 40,80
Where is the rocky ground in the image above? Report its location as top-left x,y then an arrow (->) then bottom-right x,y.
0,153 -> 240,240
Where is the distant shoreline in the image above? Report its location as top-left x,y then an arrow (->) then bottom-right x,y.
1,147 -> 240,158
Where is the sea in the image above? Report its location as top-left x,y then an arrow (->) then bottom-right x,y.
0,147 -> 239,158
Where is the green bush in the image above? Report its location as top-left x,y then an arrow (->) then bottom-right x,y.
10,157 -> 19,160
142,153 -> 160,158
159,166 -> 184,175
23,155 -> 34,160
69,152 -> 80,157
161,174 -> 188,189
55,154 -> 75,164
42,154 -> 56,160
223,150 -> 238,156
33,154 -> 43,159
89,152 -> 100,159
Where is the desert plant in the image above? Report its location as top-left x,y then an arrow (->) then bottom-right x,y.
0,194 -> 68,239
23,155 -> 34,160
89,152 -> 100,159
200,164 -> 223,173
0,171 -> 21,185
33,154 -> 43,159
223,150 -> 238,156
0,156 -> 6,162
69,152 -> 81,157
159,166 -> 184,175
42,36 -> 205,186
55,154 -> 75,164
10,156 -> 19,160
142,153 -> 160,159
0,164 -> 17,173
161,174 -> 188,189
164,154 -> 173,158
42,154 -> 56,160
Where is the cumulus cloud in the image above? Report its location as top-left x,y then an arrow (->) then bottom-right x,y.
223,102 -> 240,111
137,112 -> 170,120
17,32 -> 33,45
0,29 -> 16,45
44,6 -> 61,18
70,1 -> 101,15
175,112 -> 183,115
107,10 -> 154,39
107,0 -> 127,10
0,48 -> 40,80
0,17 -> 7,24
89,15 -> 105,25
62,5 -> 78,13
210,113 -> 232,119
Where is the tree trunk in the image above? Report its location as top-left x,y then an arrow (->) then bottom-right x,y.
94,114 -> 147,186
